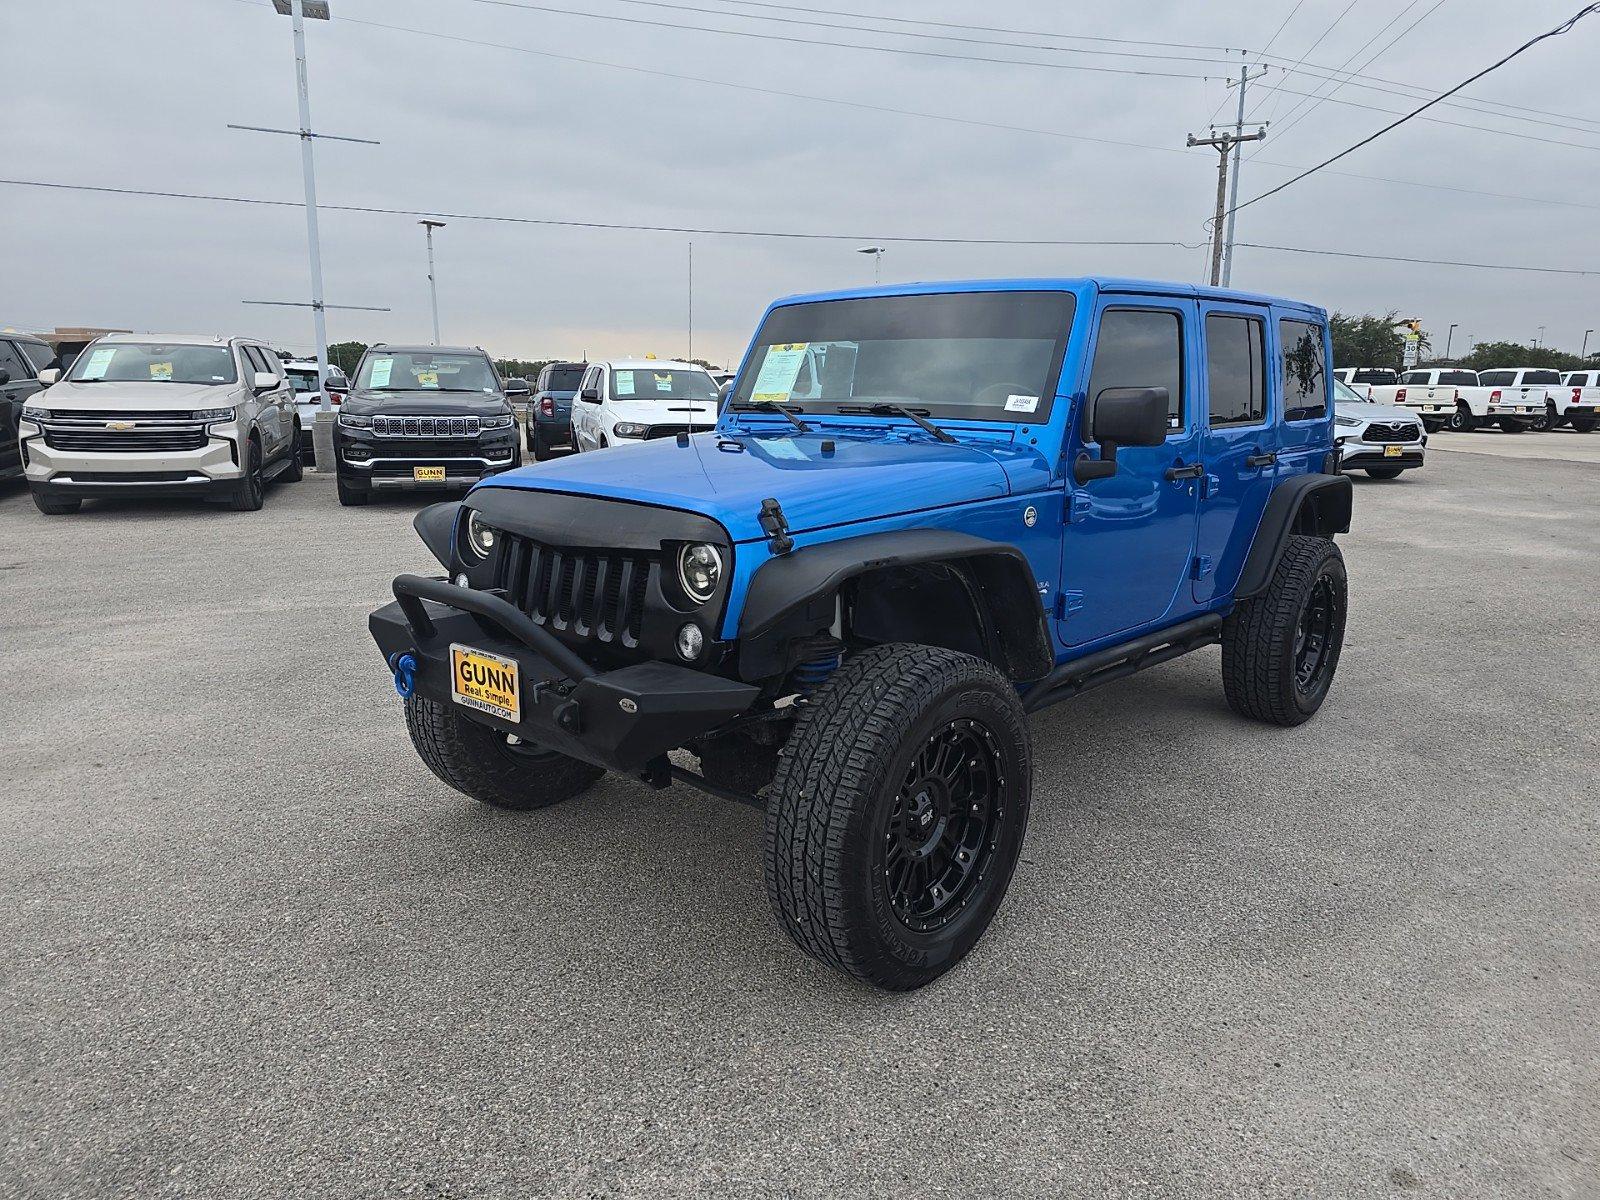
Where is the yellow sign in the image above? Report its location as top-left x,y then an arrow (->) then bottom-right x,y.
417,370 -> 439,387
150,362 -> 173,381
450,644 -> 521,722
413,465 -> 446,481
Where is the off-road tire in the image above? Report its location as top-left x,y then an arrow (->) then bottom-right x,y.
1447,403 -> 1476,432
229,436 -> 265,511
1222,534 -> 1347,727
336,478 -> 370,506
1571,415 -> 1596,434
1364,465 -> 1405,480
31,491 -> 81,515
692,732 -> 782,797
764,643 -> 1032,991
1499,418 -> 1525,434
282,425 -> 304,482
404,693 -> 604,810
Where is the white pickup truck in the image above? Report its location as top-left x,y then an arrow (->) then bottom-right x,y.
1409,367 -> 1550,433
1333,367 -> 1398,389
1365,368 -> 1479,431
1557,370 -> 1600,432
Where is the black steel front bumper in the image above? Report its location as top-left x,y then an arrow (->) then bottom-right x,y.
370,574 -> 757,775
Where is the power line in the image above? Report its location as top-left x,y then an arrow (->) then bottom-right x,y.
458,0 -> 1223,79
1251,0 -> 1365,121
1248,85 -> 1600,152
1264,0 -> 1435,137
1230,3 -> 1600,216
9,175 -> 1599,276
1258,0 -> 1311,56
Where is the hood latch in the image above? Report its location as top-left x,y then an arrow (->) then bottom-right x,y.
758,497 -> 794,555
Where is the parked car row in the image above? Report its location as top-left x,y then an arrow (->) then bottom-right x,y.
1334,365 -> 1599,433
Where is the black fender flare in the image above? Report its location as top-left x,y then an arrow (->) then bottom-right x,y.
414,500 -> 461,569
1235,473 -> 1353,600
737,528 -> 1053,683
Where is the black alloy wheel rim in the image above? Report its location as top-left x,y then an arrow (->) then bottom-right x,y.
1294,573 -> 1341,693
882,719 -> 1005,932
248,444 -> 263,502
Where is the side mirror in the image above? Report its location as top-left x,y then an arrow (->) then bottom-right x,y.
0,369 -> 9,387
252,370 -> 278,392
1074,387 -> 1169,483
579,387 -> 600,402
36,367 -> 60,386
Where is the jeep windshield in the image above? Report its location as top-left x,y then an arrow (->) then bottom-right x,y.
612,367 -> 718,403
727,291 -> 1074,424
357,352 -> 497,392
67,342 -> 238,385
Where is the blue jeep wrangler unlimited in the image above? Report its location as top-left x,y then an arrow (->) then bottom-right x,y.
370,279 -> 1352,990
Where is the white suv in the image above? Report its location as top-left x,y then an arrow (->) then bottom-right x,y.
19,333 -> 302,514
569,359 -> 720,451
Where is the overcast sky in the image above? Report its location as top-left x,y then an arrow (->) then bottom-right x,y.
5,0 -> 1597,365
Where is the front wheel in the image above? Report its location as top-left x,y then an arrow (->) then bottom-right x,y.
229,437 -> 265,511
764,644 -> 1032,991
31,490 -> 81,515
404,694 -> 604,810
1222,534 -> 1347,727
336,478 -> 369,506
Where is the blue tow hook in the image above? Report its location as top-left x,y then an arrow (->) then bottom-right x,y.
389,651 -> 418,698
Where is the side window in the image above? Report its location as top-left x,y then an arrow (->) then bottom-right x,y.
1087,308 -> 1185,429
1479,370 -> 1511,387
1279,319 -> 1328,422
0,340 -> 29,381
1401,372 -> 1425,384
20,341 -> 55,375
1204,314 -> 1265,427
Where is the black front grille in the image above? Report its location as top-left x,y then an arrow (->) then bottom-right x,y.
44,427 -> 207,453
372,415 -> 481,438
496,534 -> 655,648
643,424 -> 698,440
47,409 -> 204,422
1365,422 -> 1421,443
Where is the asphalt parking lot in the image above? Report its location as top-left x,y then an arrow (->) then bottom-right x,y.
1,436 -> 1596,1199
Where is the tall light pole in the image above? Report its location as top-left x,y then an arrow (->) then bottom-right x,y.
420,220 -> 445,344
1220,63 -> 1269,288
857,245 -> 885,284
1445,323 -> 1458,360
1584,329 -> 1595,358
1536,325 -> 1546,349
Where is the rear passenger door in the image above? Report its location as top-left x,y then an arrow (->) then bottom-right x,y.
1194,305 -> 1275,604
1058,300 -> 1202,646
1276,316 -> 1332,477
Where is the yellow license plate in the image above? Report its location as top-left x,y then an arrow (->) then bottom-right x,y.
413,465 -> 446,482
1383,444 -> 1402,458
450,644 -> 520,722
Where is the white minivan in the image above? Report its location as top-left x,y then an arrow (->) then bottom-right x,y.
569,359 -> 720,451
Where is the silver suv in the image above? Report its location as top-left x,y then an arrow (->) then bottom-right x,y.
20,333 -> 302,514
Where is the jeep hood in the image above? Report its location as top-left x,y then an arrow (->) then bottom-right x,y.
474,430 -> 1016,542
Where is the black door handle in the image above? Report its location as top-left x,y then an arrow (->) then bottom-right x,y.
1246,452 -> 1277,468
1164,462 -> 1204,481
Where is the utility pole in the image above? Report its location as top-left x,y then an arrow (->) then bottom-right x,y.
687,240 -> 694,362
420,220 -> 445,344
1219,65 -> 1269,288
1189,123 -> 1266,287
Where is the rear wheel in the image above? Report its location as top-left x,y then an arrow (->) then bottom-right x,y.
1421,419 -> 1445,433
229,436 -> 265,511
31,490 -> 81,515
764,643 -> 1032,991
404,694 -> 604,810
1447,403 -> 1476,432
1572,414 -> 1597,433
1365,465 -> 1405,479
1222,534 -> 1347,727
1499,418 -> 1525,434
532,427 -> 557,461
282,425 -> 304,482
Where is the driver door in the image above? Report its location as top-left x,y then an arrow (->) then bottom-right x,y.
1057,300 -> 1202,646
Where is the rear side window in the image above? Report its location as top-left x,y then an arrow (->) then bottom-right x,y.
1088,308 -> 1184,428
1280,319 -> 1328,421
1205,314 -> 1265,427
20,341 -> 54,373
1521,370 -> 1561,385
1401,372 -> 1427,384
0,340 -> 29,381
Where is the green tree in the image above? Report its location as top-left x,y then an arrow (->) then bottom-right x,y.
1330,312 -> 1405,371
1462,341 -> 1587,372
327,341 -> 368,375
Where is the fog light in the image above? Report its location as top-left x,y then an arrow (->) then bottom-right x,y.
454,572 -> 469,588
676,622 -> 704,661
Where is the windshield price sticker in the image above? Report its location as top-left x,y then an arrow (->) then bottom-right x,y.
615,370 -> 635,396
655,373 -> 673,392
417,370 -> 439,388
751,343 -> 810,403
369,359 -> 393,388
81,347 -> 117,379
1004,394 -> 1039,413
150,362 -> 174,381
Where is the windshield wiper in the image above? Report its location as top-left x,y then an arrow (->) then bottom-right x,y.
837,402 -> 955,443
729,400 -> 811,433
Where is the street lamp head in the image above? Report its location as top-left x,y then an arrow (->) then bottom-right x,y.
420,220 -> 446,231
272,0 -> 330,17
857,245 -> 885,256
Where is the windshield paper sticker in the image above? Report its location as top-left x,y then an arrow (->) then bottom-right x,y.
1004,394 -> 1039,413
614,370 -> 635,397
81,347 -> 117,379
369,359 -> 393,388
654,373 -> 673,392
751,343 -> 809,403
417,370 -> 439,388
149,362 -> 173,382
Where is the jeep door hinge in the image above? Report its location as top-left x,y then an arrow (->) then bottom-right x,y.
1190,554 -> 1214,581
1054,590 -> 1085,620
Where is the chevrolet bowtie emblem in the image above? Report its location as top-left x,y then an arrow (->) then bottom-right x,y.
106,420 -> 135,430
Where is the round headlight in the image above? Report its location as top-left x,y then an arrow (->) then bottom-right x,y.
677,543 -> 723,604
465,509 -> 498,559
